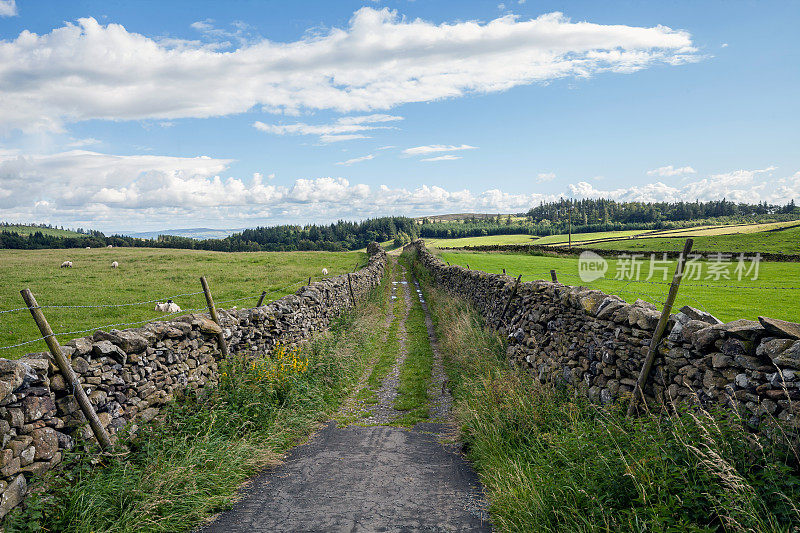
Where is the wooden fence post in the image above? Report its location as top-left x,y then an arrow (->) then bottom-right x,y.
200,276 -> 229,358
308,276 -> 311,285
20,289 -> 112,450
347,273 -> 357,308
501,274 -> 523,319
627,238 -> 694,416
256,291 -> 267,307
550,269 -> 558,282
502,268 -> 506,274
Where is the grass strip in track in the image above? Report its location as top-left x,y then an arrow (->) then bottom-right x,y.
392,258 -> 432,426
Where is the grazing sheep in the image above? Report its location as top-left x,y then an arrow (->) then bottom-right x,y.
85,246 -> 91,250
60,261 -> 72,268
111,261 -> 118,268
154,299 -> 181,313
107,245 -> 113,248
321,268 -> 328,276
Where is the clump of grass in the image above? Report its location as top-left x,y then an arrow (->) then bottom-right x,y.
4,292 -> 382,533
418,270 -> 800,533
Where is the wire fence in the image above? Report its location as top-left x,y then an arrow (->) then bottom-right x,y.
0,277 -> 316,353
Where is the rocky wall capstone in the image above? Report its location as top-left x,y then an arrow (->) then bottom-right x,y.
409,240 -> 800,425
0,242 -> 387,519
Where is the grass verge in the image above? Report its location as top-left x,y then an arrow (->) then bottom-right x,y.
4,288 -> 383,532
413,257 -> 800,533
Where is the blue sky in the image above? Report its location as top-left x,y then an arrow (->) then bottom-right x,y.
0,0 -> 797,232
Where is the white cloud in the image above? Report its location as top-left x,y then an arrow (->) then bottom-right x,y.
335,154 -> 375,166
0,0 -> 16,17
254,114 -> 402,143
569,166 -> 793,204
66,137 -> 102,148
537,172 -> 556,182
721,43 -> 729,48
646,165 -> 696,177
0,8 -> 698,132
420,155 -> 462,162
402,144 -> 477,156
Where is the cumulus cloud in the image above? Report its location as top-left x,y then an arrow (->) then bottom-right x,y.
402,144 -> 477,157
569,166 -> 794,204
0,0 -> 16,17
646,165 -> 696,177
254,114 -> 401,143
0,8 -> 698,132
537,172 -> 556,182
0,149 -> 557,230
335,154 -> 375,166
420,155 -> 461,162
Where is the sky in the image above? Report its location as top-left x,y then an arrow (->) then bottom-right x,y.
0,0 -> 798,233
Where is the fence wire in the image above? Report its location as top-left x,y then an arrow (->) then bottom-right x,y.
0,277 -> 314,353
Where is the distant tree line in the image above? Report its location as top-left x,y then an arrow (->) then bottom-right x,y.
0,199 -> 797,250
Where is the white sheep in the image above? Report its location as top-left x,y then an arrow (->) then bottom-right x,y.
85,246 -> 91,250
111,261 -> 118,268
60,261 -> 73,268
107,245 -> 113,248
321,268 -> 328,276
154,300 -> 181,313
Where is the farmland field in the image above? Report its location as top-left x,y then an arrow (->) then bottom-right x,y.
0,248 -> 365,359
588,224 -> 800,255
422,234 -> 540,248
1,225 -> 86,237
438,250 -> 800,322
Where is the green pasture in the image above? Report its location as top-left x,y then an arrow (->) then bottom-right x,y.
439,251 -> 800,323
0,247 -> 365,359
588,224 -> 800,255
423,234 -> 540,248
1,225 -> 86,237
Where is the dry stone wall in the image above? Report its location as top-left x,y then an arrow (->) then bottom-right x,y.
0,243 -> 386,518
410,240 -> 800,425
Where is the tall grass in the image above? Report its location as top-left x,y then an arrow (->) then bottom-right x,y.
4,288 -> 383,532
414,259 -> 800,533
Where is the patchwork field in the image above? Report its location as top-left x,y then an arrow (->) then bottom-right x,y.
426,221 -> 800,255
1,225 -> 86,237
0,247 -> 365,359
438,251 -> 799,322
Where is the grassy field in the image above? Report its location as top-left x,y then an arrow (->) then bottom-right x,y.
589,224 -> 800,255
0,247 -> 365,359
426,221 -> 800,254
1,225 -> 86,237
438,251 -> 799,322
423,234 -> 540,248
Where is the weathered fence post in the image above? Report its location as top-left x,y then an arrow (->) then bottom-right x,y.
200,276 -> 229,358
256,291 -> 267,307
347,273 -> 357,308
20,289 -> 112,450
627,238 -> 694,416
501,274 -> 523,319
502,268 -> 506,274
550,269 -> 558,282
308,276 -> 312,285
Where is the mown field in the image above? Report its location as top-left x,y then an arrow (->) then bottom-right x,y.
438,251 -> 799,322
0,248 -> 365,359
1,225 -> 86,237
427,221 -> 800,255
589,224 -> 800,255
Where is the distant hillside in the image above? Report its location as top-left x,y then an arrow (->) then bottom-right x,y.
123,228 -> 244,240
0,224 -> 87,238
